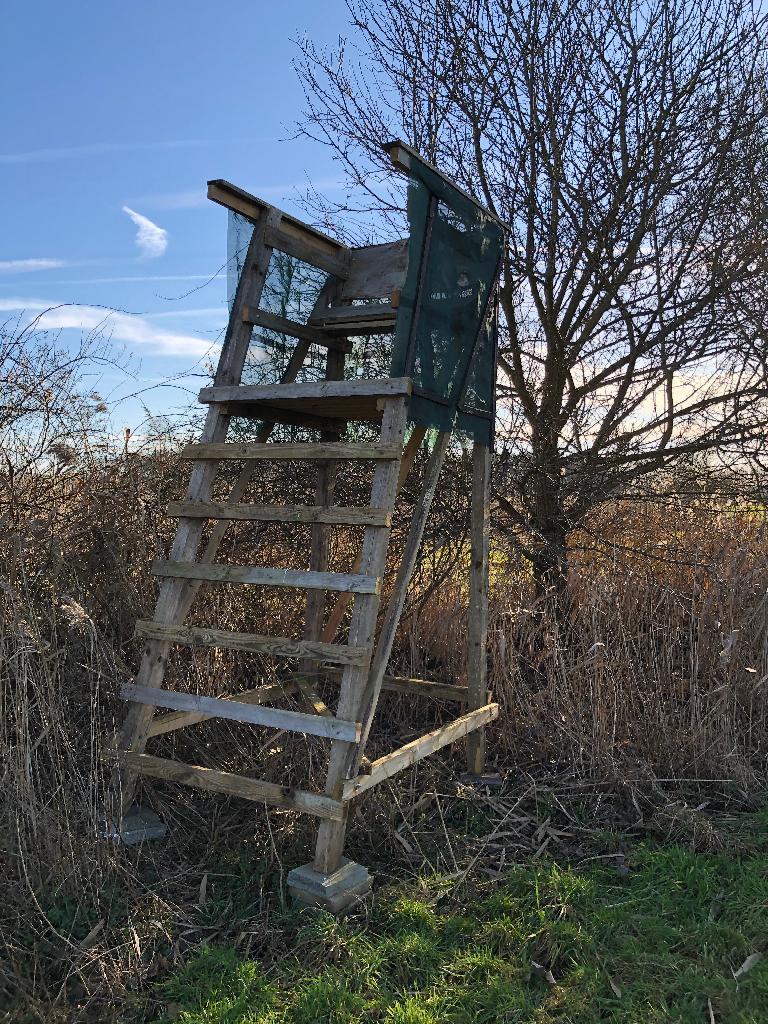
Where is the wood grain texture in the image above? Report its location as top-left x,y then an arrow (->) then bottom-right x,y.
181,442 -> 402,461
147,680 -> 297,736
122,683 -> 361,741
165,501 -> 392,527
134,620 -> 372,667
342,704 -> 500,799
151,560 -> 381,595
198,378 -> 412,405
240,307 -> 352,352
108,749 -> 345,820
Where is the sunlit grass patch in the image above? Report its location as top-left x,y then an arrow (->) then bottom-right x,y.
152,837 -> 768,1024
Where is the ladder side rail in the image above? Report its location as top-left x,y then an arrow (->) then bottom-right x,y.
113,206 -> 280,813
313,396 -> 408,875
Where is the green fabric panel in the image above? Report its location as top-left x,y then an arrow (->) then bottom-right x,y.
391,156 -> 504,442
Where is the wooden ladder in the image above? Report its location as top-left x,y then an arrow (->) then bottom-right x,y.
109,180 -> 498,899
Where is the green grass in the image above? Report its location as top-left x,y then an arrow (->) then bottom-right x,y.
150,839 -> 768,1024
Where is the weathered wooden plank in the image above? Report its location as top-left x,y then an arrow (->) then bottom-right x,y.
310,303 -> 397,332
108,750 -> 345,820
147,680 -> 296,736
319,668 -> 469,703
198,378 -> 412,405
340,240 -> 409,301
166,501 -> 392,527
181,442 -> 402,461
134,620 -> 372,667
240,306 -> 352,352
343,704 -> 500,799
152,560 -> 381,595
313,396 -> 408,875
264,225 -> 350,279
207,179 -> 349,259
466,441 -> 491,775
122,682 -> 361,741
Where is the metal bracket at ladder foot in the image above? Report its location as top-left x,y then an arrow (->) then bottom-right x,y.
287,859 -> 372,914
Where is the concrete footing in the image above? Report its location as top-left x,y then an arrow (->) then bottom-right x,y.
287,859 -> 372,914
99,806 -> 168,846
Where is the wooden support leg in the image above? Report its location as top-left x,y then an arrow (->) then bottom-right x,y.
465,441 -> 490,776
304,428 -> 452,886
298,397 -> 408,888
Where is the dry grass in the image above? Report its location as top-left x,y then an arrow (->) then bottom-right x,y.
2,332 -> 767,1019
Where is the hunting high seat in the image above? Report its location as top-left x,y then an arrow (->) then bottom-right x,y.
109,141 -> 505,912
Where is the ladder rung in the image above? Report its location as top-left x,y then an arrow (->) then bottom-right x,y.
107,750 -> 345,820
152,560 -> 381,595
181,442 -> 402,461
309,303 -> 397,331
135,620 -> 372,667
122,682 -> 361,742
198,378 -> 413,405
166,501 -> 392,527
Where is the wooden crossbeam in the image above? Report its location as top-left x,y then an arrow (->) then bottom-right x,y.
319,668 -> 470,703
181,442 -> 402,461
152,561 -> 381,595
122,682 -> 361,741
135,621 -> 372,667
108,749 -> 345,820
198,378 -> 412,405
147,680 -> 297,736
240,306 -> 353,353
204,179 -> 348,264
165,501 -> 392,527
342,704 -> 499,799
309,303 -> 397,329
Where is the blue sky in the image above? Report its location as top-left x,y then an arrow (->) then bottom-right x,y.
0,0 -> 355,432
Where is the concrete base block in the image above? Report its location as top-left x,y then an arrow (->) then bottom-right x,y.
99,806 -> 168,846
459,771 -> 504,790
287,859 -> 372,914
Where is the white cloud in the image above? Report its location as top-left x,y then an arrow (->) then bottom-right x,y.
0,298 -> 218,358
122,206 -> 168,259
0,258 -> 68,273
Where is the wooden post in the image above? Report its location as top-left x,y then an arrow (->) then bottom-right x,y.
310,397 -> 408,875
465,440 -> 490,775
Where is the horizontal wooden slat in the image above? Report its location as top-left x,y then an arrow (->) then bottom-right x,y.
310,303 -> 396,326
207,180 -> 349,259
181,442 -> 402,461
148,680 -> 297,736
343,704 -> 499,799
241,306 -> 352,352
264,225 -> 350,279
106,750 -> 345,820
135,620 -> 371,667
321,668 -> 470,702
166,501 -> 392,527
122,682 -> 361,741
198,377 -> 412,405
152,560 -> 381,595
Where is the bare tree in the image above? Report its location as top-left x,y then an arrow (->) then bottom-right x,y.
295,0 -> 768,602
